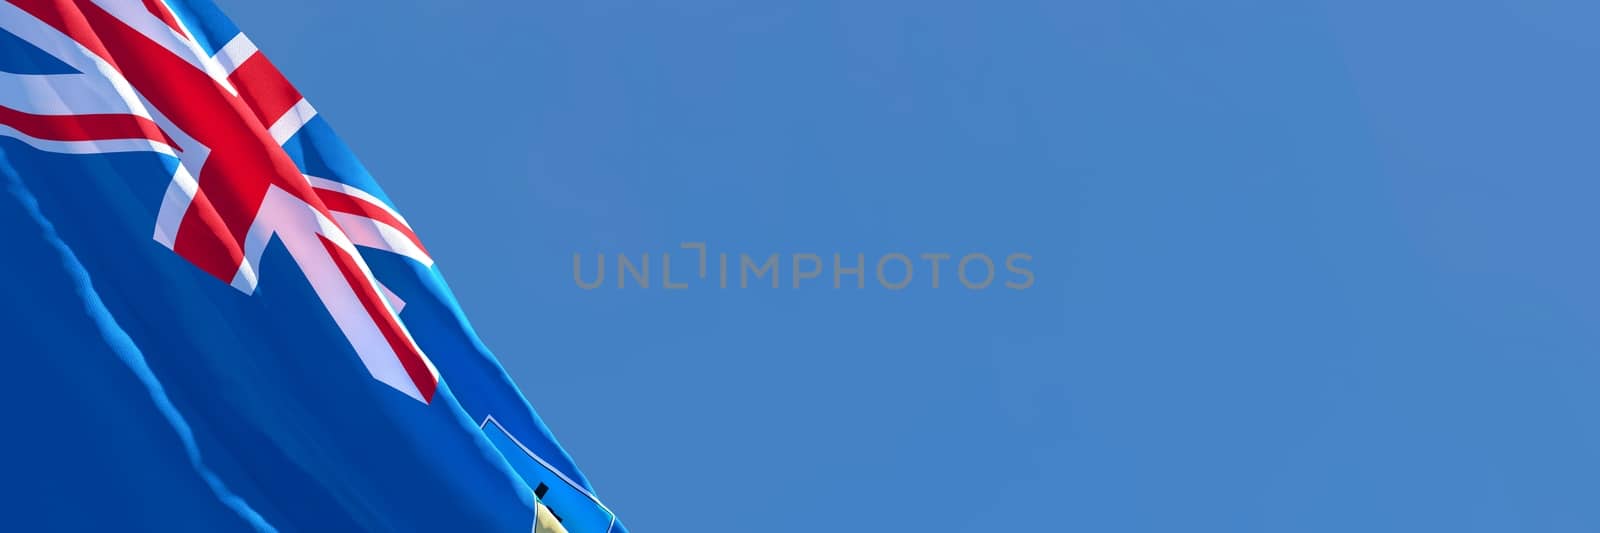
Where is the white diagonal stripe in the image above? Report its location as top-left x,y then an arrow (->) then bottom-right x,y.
211,33 -> 257,75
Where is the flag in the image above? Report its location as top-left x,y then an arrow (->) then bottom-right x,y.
0,1 -> 623,531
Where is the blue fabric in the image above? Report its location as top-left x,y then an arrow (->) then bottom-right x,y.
276,45 -> 625,533
0,25 -> 72,74
283,75 -> 626,533
0,153 -> 273,532
164,0 -> 237,55
0,0 -> 619,528
0,131 -> 540,531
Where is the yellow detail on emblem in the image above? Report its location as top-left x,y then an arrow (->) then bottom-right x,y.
534,501 -> 568,533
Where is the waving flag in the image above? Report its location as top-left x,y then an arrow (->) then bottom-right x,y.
0,1 -> 621,531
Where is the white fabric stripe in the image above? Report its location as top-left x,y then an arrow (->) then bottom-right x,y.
376,280 -> 407,314
0,2 -> 136,99
0,2 -> 208,254
88,0 -> 238,95
211,33 -> 257,75
151,164 -> 198,248
307,174 -> 431,264
0,72 -> 153,117
149,140 -> 209,252
3,3 -> 440,402
317,202 -> 440,383
253,189 -> 430,400
0,3 -> 215,164
236,187 -> 440,395
267,98 -> 317,144
310,194 -> 440,382
0,2 -> 211,170
304,175 -> 414,229
0,124 -> 175,156
330,211 -> 433,266
147,0 -> 201,47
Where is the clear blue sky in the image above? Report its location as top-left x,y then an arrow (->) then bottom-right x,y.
219,1 -> 1600,531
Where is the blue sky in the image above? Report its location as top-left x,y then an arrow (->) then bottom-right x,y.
219,1 -> 1600,531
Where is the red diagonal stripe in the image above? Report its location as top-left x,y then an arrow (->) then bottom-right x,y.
12,0 -> 440,403
0,104 -> 176,147
228,53 -> 302,128
10,0 -> 115,66
140,0 -> 184,35
318,233 -> 438,403
12,0 -> 326,281
315,187 -> 429,257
